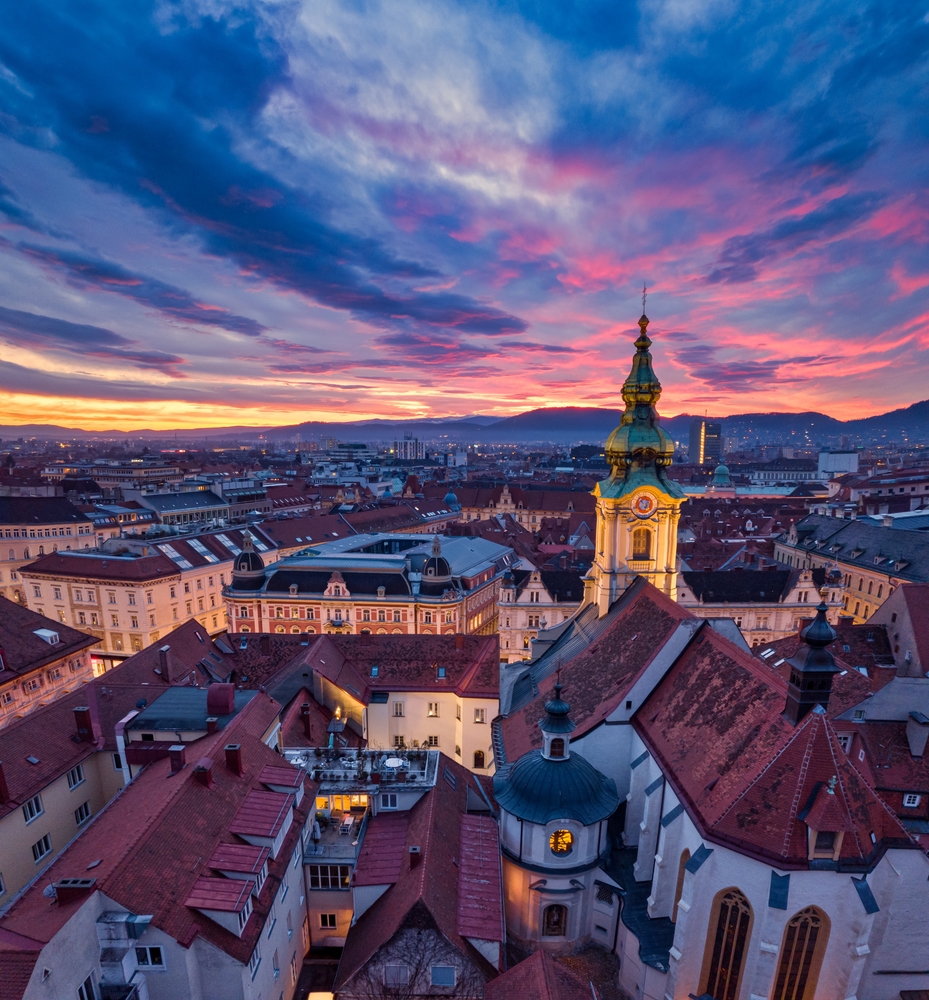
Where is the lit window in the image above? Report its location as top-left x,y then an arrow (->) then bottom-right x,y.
474,708 -> 486,724
428,702 -> 438,717
549,829 -> 573,854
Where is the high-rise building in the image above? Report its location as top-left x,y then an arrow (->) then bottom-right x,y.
393,436 -> 425,460
689,418 -> 723,464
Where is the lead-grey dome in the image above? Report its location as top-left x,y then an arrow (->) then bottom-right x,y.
493,750 -> 619,826
232,531 -> 265,580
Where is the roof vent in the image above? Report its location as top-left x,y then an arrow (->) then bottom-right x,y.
409,845 -> 422,868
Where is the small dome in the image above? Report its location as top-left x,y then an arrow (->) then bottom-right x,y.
493,751 -> 619,826
232,531 -> 265,579
711,464 -> 732,485
423,535 -> 452,580
444,490 -> 459,506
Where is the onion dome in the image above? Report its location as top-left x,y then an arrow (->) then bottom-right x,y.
493,683 -> 619,826
232,531 -> 265,582
422,534 -> 451,581
604,313 -> 675,474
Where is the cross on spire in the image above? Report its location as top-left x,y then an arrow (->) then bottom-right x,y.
642,282 -> 647,314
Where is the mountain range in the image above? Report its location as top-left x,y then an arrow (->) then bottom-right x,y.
2,398 -> 928,447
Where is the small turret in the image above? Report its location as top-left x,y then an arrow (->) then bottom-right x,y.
539,683 -> 576,760
232,530 -> 265,585
785,596 -> 840,725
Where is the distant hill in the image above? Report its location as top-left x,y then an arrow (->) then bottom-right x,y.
2,398 -> 928,446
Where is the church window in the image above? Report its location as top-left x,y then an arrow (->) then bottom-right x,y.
550,738 -> 565,758
772,907 -> 828,1000
549,829 -> 573,854
632,528 -> 651,560
473,750 -> 485,769
701,888 -> 752,1000
542,904 -> 567,936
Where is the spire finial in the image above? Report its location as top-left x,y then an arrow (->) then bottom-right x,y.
642,282 -> 647,314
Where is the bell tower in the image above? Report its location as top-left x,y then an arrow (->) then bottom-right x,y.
585,309 -> 685,615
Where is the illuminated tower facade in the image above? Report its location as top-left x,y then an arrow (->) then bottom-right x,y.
585,312 -> 685,614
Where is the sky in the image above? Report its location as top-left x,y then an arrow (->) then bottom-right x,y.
0,0 -> 927,431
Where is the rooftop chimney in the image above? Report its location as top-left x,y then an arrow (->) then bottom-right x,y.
409,845 -> 422,869
206,717 -> 219,734
455,633 -> 464,650
54,878 -> 97,906
193,757 -> 214,788
169,744 -> 186,774
206,683 -> 235,717
73,706 -> 94,743
0,761 -> 9,804
158,644 -> 176,683
301,703 -> 312,740
224,743 -> 243,776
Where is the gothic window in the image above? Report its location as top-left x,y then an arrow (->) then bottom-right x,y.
542,904 -> 567,936
772,908 -> 828,1000
632,527 -> 651,560
701,888 -> 752,1000
550,738 -> 565,758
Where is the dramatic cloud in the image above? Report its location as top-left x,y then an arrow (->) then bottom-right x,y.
0,0 -> 925,426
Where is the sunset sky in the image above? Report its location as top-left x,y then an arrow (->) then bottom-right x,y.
0,0 -> 927,430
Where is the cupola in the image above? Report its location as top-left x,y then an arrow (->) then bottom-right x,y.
232,531 -> 265,584
785,594 -> 840,725
540,683 -> 576,761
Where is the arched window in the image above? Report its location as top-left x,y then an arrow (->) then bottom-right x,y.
672,849 -> 691,923
550,738 -> 565,758
38,545 -> 44,555
473,750 -> 485,769
7,549 -> 13,561
772,907 -> 829,1000
275,625 -> 285,633
701,888 -> 752,1000
542,904 -> 567,937
632,528 -> 651,560
23,547 -> 30,559
240,626 -> 251,633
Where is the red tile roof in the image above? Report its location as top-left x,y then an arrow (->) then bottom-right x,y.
457,814 -> 504,943
334,756 -> 501,992
484,948 -> 592,1000
500,583 -> 693,760
22,550 -> 179,582
901,583 -> 929,673
636,627 -> 913,868
257,764 -> 303,789
228,788 -> 295,839
186,875 -> 252,913
353,812 -> 410,886
208,842 -> 269,875
0,691 -> 315,993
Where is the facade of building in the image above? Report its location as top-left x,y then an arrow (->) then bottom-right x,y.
225,533 -> 513,638
677,567 -> 844,647
774,513 -> 929,622
0,597 -> 96,730
688,418 -> 722,465
0,497 -> 95,605
585,312 -> 685,612
498,568 -> 585,662
454,483 -> 596,527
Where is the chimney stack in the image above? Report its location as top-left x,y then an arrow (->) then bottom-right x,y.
455,633 -> 464,650
224,743 -> 243,776
0,761 -> 9,804
158,645 -> 174,683
73,706 -> 93,743
193,757 -> 214,787
206,683 -> 235,717
409,845 -> 422,869
206,717 -> 218,734
169,745 -> 186,774
301,703 -> 312,740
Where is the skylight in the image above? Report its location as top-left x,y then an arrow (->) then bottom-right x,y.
188,538 -> 219,563
158,543 -> 193,570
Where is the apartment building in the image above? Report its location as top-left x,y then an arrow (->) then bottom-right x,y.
775,513 -> 929,622
0,497 -> 95,605
0,692 -> 313,1000
0,597 -> 96,730
498,567 -> 585,662
19,528 -> 271,664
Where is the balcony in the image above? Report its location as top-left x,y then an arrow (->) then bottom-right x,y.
282,747 -> 439,794
304,810 -> 370,861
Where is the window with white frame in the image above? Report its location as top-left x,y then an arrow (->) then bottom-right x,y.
78,975 -> 96,1000
23,794 -> 43,824
74,801 -> 91,826
308,865 -> 351,889
249,944 -> 261,978
238,896 -> 253,930
381,793 -> 398,810
836,734 -> 851,752
267,902 -> 277,937
112,753 -> 123,771
320,913 -> 337,929
32,833 -> 52,862
425,735 -> 439,747
67,764 -> 85,789
384,965 -> 410,986
474,708 -> 486,724
904,793 -> 922,808
393,701 -> 404,717
428,702 -> 438,717
135,946 -> 165,969
272,949 -> 280,980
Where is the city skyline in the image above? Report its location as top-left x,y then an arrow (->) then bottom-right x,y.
1,1 -> 927,430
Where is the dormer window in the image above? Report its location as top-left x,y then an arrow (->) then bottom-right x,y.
814,830 -> 835,852
333,586 -> 341,596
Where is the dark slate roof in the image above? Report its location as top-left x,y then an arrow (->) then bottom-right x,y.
538,569 -> 585,602
681,568 -> 826,603
0,497 -> 92,525
0,596 -> 96,675
141,491 -> 229,513
492,749 -> 619,825
262,570 -> 412,596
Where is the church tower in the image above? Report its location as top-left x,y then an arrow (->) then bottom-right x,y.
585,309 -> 685,614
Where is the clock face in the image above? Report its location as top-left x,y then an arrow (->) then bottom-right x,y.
632,491 -> 657,519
